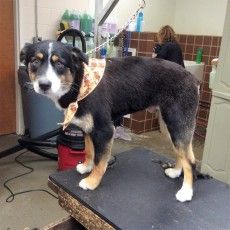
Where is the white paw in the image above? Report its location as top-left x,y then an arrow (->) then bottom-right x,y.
176,184 -> 193,202
79,179 -> 90,190
165,168 -> 182,179
79,178 -> 96,190
76,163 -> 93,174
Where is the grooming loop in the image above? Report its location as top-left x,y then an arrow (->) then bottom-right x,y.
86,0 -> 146,55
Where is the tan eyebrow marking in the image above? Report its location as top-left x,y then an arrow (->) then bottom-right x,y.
28,63 -> 36,81
35,52 -> 44,60
51,54 -> 59,62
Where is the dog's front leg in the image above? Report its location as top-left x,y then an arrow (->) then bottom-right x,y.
79,130 -> 114,190
76,134 -> 95,174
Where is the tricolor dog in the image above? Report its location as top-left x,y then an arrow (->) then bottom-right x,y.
20,40 -> 199,202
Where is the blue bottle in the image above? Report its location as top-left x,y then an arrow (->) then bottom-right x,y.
136,10 -> 144,32
100,46 -> 107,59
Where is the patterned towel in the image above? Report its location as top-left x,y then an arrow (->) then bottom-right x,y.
58,58 -> 106,130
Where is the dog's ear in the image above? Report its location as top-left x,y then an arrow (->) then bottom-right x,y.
71,47 -> 89,65
20,43 -> 32,65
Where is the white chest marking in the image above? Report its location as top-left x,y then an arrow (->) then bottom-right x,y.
71,114 -> 94,133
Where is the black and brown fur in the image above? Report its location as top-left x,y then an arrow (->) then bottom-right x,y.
20,41 -> 199,202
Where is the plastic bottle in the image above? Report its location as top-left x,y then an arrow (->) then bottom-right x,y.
209,58 -> 218,89
86,14 -> 93,35
61,10 -> 70,30
196,48 -> 203,64
91,18 -> 95,34
86,34 -> 95,57
100,46 -> 107,59
136,10 -> 144,32
100,47 -> 107,58
80,12 -> 87,34
101,22 -> 108,38
107,17 -> 117,35
69,10 -> 80,30
209,66 -> 216,89
107,41 -> 117,58
127,19 -> 136,32
80,13 -> 93,35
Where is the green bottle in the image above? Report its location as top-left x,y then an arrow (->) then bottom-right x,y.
80,13 -> 93,35
61,10 -> 70,29
196,48 -> 203,64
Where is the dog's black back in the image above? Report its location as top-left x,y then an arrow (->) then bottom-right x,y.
75,57 -> 199,148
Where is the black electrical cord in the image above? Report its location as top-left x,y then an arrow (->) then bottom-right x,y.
4,150 -> 116,203
108,155 -> 117,167
151,159 -> 212,180
3,151 -> 58,203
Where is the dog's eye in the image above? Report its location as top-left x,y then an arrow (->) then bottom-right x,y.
56,61 -> 64,68
31,58 -> 40,65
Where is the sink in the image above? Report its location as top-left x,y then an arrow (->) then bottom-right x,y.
184,60 -> 204,82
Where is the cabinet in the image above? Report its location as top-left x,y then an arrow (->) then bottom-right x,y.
201,1 -> 230,184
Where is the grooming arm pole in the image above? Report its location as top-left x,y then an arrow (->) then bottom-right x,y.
94,0 -> 119,49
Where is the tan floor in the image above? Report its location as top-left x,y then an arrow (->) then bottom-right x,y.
0,131 -> 204,229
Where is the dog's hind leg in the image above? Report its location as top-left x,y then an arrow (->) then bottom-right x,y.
164,148 -> 183,179
79,126 -> 114,190
76,134 -> 95,174
160,105 -> 196,202
158,109 -> 183,178
174,144 -> 195,202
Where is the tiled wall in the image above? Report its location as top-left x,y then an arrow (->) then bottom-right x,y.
122,32 -> 222,138
123,110 -> 159,134
179,34 -> 221,139
122,32 -> 160,134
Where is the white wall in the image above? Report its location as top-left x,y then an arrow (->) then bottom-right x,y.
104,0 -> 176,32
18,0 -> 228,49
111,0 -> 227,36
174,0 -> 228,36
18,0 -> 92,49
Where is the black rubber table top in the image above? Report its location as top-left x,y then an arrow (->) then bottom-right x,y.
49,148 -> 230,230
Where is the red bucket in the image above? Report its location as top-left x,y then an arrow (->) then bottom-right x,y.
57,124 -> 86,171
58,144 -> 86,171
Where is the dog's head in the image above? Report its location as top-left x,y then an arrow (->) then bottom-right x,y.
20,40 -> 88,100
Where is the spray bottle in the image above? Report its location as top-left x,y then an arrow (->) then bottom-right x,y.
136,10 -> 144,32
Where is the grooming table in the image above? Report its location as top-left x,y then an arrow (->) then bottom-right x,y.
48,148 -> 230,230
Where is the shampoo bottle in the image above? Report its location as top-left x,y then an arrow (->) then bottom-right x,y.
61,10 -> 70,30
136,10 -> 144,32
69,10 -> 80,30
196,48 -> 203,64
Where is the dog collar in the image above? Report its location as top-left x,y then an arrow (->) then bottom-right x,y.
58,58 -> 106,130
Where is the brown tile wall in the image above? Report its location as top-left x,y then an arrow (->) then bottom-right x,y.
123,110 -> 159,134
178,34 -> 221,139
121,32 -> 222,138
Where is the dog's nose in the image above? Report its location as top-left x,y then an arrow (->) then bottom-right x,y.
38,79 -> 51,91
